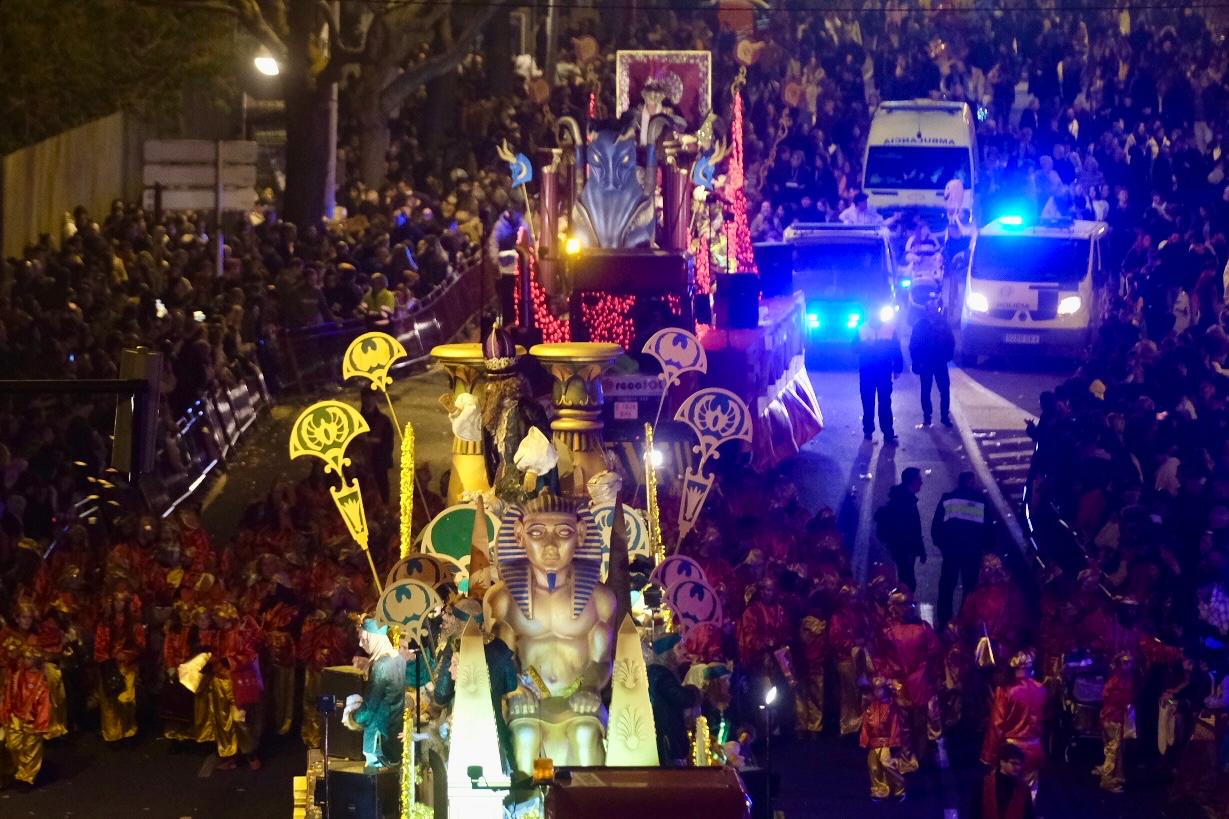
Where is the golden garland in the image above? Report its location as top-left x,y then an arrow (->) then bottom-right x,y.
399,421 -> 415,559
644,423 -> 665,566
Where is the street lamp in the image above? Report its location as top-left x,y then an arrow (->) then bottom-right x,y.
254,51 -> 280,77
760,685 -> 779,817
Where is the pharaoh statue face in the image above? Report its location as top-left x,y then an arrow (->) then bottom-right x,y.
517,511 -> 581,573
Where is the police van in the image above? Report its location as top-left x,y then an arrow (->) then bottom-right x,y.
959,216 -> 1108,364
863,100 -> 978,226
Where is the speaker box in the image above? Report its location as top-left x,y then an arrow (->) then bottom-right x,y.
714,273 -> 760,329
321,666 -> 366,762
569,249 -> 688,294
317,759 -> 399,819
754,241 -> 794,298
545,767 -> 751,819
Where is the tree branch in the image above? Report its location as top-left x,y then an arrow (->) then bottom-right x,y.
378,0 -> 509,116
145,0 -> 287,61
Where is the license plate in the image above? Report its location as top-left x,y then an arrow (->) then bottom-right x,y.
1004,333 -> 1040,344
613,401 -> 639,420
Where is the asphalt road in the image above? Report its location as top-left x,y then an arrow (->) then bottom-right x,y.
4,355 -> 1186,819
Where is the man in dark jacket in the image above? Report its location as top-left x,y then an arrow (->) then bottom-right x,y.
932,471 -> 996,627
875,467 -> 926,591
856,311 -> 905,444
909,299 -> 956,427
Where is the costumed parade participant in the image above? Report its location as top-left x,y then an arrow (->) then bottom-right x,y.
860,676 -> 913,801
973,743 -> 1036,819
209,602 -> 264,770
876,588 -> 943,762
485,491 -> 617,772
1094,651 -> 1137,794
432,598 -> 518,772
830,581 -> 871,736
2,640 -> 52,788
481,323 -> 552,501
94,590 -> 145,743
298,604 -> 352,749
646,632 -> 701,767
981,650 -> 1048,800
342,617 -> 407,768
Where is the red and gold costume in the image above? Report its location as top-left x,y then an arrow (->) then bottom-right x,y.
262,600 -> 299,736
3,649 -> 53,785
830,584 -> 870,735
737,592 -> 792,673
981,652 -> 1048,793
1094,655 -> 1136,793
859,680 -> 911,800
298,612 -> 352,748
795,608 -> 829,735
94,604 -> 146,742
877,591 -> 943,758
209,608 -> 265,760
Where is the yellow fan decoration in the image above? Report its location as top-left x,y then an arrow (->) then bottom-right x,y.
343,331 -> 407,391
289,400 -> 382,593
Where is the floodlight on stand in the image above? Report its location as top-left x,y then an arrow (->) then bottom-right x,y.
764,685 -> 778,706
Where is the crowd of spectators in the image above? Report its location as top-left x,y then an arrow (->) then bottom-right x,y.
5,1 -> 1229,811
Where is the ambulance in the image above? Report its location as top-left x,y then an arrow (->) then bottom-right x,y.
863,100 -> 978,225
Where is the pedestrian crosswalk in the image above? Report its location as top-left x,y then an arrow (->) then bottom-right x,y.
967,429 -> 1034,509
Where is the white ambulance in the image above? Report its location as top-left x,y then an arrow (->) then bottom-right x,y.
959,216 -> 1108,364
863,100 -> 978,225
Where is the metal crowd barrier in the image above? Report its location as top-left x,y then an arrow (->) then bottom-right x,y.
275,259 -> 489,393
141,368 -> 273,517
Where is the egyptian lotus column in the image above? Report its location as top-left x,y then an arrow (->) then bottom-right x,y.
431,343 -> 492,504
529,342 -> 623,493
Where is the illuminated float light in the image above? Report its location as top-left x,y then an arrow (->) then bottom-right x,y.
564,236 -> 582,256
254,54 -> 280,76
649,448 -> 665,468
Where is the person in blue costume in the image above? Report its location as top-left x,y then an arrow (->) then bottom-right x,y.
342,618 -> 406,768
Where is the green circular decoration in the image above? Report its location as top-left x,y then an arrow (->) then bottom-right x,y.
421,504 -> 498,563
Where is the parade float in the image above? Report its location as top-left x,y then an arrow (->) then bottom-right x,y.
284,38 -> 819,819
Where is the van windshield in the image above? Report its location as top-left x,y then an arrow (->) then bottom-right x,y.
792,242 -> 891,300
972,235 -> 1090,284
865,146 -> 971,190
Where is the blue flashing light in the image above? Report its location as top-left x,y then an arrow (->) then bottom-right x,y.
806,312 -> 821,329
900,278 -> 912,289
846,312 -> 861,329
998,215 -> 1024,227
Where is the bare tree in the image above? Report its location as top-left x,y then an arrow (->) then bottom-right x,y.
170,0 -> 508,226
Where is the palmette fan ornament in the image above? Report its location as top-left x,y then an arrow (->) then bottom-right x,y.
343,331 -> 407,391
642,328 -> 707,427
674,388 -> 752,542
289,400 -> 383,592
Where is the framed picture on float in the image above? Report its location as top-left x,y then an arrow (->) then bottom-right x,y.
616,50 -> 713,130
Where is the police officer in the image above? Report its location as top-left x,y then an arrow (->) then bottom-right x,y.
931,471 -> 996,627
856,310 -> 904,444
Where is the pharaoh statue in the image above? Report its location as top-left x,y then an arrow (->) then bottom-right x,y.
483,492 -> 616,773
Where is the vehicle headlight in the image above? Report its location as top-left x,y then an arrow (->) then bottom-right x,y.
1057,295 -> 1082,316
878,304 -> 896,323
966,291 -> 990,313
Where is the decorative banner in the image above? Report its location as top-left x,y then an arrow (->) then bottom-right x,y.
674,388 -> 753,542
667,579 -> 723,631
678,468 -> 716,535
290,400 -> 381,592
343,331 -> 407,391
590,503 -> 652,579
289,400 -> 370,479
385,553 -> 450,588
650,554 -> 709,591
675,388 -> 753,464
420,503 -> 499,566
377,578 -> 442,639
